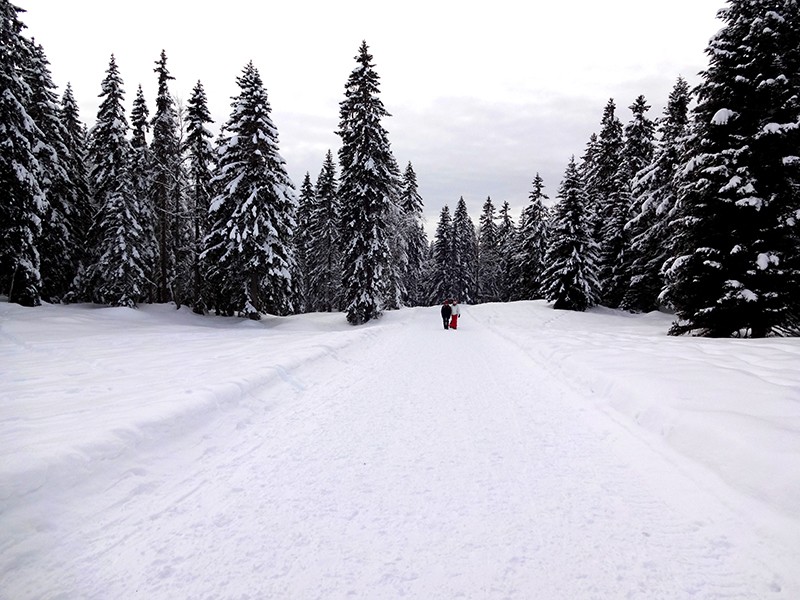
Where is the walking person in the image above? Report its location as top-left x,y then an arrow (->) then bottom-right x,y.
440,300 -> 452,329
450,299 -> 461,330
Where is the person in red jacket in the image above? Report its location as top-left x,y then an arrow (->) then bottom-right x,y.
440,300 -> 452,329
450,299 -> 461,330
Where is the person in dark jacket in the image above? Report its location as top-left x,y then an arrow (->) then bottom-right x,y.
440,300 -> 452,329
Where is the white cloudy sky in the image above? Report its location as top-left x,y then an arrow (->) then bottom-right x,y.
20,0 -> 723,229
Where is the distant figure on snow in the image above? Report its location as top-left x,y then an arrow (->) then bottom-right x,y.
450,300 -> 461,330
441,300 -> 452,330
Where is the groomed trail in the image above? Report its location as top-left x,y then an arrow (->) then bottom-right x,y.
1,303 -> 797,599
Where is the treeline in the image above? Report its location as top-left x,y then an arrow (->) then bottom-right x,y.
2,0 -> 799,336
0,1 -> 425,324
427,0 -> 800,337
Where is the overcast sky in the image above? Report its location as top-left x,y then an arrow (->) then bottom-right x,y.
20,0 -> 723,231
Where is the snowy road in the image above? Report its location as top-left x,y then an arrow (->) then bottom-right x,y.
1,303 -> 799,598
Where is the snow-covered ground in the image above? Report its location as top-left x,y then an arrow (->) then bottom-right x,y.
1,299 -> 799,599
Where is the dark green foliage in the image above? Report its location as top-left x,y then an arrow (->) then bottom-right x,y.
89,160 -> 149,307
477,196 -> 500,303
511,173 -> 549,300
496,201 -> 517,302
150,50 -> 182,303
295,171 -> 314,311
542,157 -> 600,311
622,78 -> 692,313
129,84 -> 157,302
83,55 -> 149,307
0,0 -> 43,306
22,41 -> 78,302
399,162 -> 428,306
426,205 -> 453,304
202,62 -> 298,319
58,83 -> 92,301
184,80 -> 216,314
451,197 -> 478,303
337,41 -> 395,324
307,151 -> 342,312
602,95 -> 656,307
663,0 -> 800,337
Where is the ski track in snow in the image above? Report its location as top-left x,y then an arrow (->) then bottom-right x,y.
1,302 -> 798,599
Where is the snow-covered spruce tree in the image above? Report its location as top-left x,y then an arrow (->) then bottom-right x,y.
150,50 -> 182,304
184,80 -> 216,313
621,78 -> 692,312
542,156 -> 601,311
87,55 -> 129,227
22,40 -> 79,302
82,55 -> 131,300
451,196 -> 478,303
425,204 -> 453,304
201,61 -> 298,319
336,41 -> 396,324
399,161 -> 428,306
129,84 -> 157,302
496,200 -> 516,302
58,82 -> 92,300
295,171 -> 314,311
84,55 -> 149,306
578,133 -> 599,193
90,157 -> 149,307
663,0 -> 800,337
477,196 -> 500,303
513,172 -> 549,300
601,95 -> 656,307
307,150 -> 342,312
584,99 -> 624,303
622,96 -> 657,188
0,0 -> 44,306
381,153 -> 407,310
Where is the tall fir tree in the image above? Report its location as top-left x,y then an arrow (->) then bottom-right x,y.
150,50 -> 182,303
184,79 -> 216,313
513,172 -> 549,300
87,56 -> 128,225
542,157 -> 600,311
337,41 -> 396,324
129,84 -> 157,302
578,133 -> 600,192
295,171 -> 315,311
663,0 -> 800,337
307,151 -> 342,312
622,96 -> 657,179
601,95 -> 656,307
23,40 -> 78,302
496,200 -> 516,302
0,0 -> 44,306
477,196 -> 500,303
451,196 -> 478,303
83,54 -> 134,301
202,62 -> 298,319
584,99 -> 624,303
399,162 -> 428,306
622,78 -> 692,312
426,204 -> 453,304
381,153 -> 407,310
90,158 -> 149,307
58,82 -> 92,300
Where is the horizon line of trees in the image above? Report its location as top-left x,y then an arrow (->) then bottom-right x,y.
2,0 -> 798,337
425,0 -> 800,338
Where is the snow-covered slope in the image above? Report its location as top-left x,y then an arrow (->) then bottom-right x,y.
1,300 -> 798,598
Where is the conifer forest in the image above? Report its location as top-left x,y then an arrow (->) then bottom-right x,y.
2,0 -> 798,336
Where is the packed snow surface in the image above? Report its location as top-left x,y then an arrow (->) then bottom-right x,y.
1,300 -> 799,599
